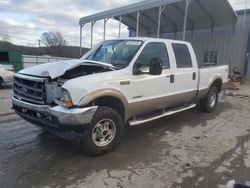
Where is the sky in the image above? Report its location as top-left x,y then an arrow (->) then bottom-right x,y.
0,0 -> 249,48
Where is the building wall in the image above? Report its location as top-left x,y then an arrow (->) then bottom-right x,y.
144,12 -> 250,79
22,55 -> 74,69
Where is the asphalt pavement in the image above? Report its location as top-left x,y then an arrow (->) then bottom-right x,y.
0,85 -> 250,188
0,84 -> 14,116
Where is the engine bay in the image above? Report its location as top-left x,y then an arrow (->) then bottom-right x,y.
60,65 -> 113,80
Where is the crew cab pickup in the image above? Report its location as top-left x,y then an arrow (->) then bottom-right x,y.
12,38 -> 228,155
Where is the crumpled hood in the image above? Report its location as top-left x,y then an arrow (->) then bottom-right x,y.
18,59 -> 116,79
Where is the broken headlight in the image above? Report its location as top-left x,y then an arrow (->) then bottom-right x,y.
55,89 -> 73,108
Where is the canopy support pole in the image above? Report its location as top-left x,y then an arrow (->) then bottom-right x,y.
243,0 -> 248,30
91,21 -> 96,48
119,16 -> 122,38
103,18 -> 109,41
136,11 -> 142,37
80,25 -> 83,57
157,6 -> 166,38
183,0 -> 191,41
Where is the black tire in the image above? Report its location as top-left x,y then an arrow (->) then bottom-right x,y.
200,86 -> 219,113
80,107 -> 124,156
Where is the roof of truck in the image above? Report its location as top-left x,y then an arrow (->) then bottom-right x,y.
106,37 -> 191,44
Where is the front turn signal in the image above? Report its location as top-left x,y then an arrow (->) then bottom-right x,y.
65,101 -> 73,108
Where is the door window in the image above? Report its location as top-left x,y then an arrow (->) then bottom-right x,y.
136,42 -> 170,70
172,43 -> 192,68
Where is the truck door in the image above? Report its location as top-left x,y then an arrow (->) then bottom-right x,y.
129,42 -> 175,115
170,42 -> 199,104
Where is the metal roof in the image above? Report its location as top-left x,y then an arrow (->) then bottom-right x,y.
79,0 -> 238,35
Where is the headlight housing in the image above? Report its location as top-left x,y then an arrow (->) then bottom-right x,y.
55,89 -> 73,108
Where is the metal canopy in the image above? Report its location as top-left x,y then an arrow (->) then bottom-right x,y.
79,0 -> 237,54
80,0 -> 182,25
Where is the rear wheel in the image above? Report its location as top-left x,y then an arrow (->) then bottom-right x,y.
200,86 -> 219,112
80,107 -> 124,156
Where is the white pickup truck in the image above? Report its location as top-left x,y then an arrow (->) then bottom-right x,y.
12,38 -> 228,155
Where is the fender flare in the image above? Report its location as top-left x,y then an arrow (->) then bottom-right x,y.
78,89 -> 129,120
207,74 -> 223,91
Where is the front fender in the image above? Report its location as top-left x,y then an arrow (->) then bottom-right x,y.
78,88 -> 129,119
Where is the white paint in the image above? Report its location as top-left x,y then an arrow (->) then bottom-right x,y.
0,64 -> 14,83
19,38 -> 229,107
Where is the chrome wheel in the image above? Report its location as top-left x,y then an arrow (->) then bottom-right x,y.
209,91 -> 217,108
92,119 -> 116,147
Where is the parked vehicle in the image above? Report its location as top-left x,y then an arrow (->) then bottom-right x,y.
0,64 -> 14,88
12,38 -> 229,155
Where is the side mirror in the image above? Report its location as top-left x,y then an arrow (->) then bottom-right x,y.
149,57 -> 163,75
133,62 -> 142,75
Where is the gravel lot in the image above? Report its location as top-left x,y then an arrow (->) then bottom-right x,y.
0,85 -> 250,188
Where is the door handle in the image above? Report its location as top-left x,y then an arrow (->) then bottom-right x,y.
193,72 -> 196,80
166,74 -> 175,83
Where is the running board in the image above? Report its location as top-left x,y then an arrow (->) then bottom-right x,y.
129,104 -> 196,126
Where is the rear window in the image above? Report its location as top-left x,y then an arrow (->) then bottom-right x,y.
172,43 -> 192,68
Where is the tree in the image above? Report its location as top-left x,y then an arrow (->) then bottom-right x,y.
40,32 -> 67,47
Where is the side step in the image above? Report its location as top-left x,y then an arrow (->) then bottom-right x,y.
129,104 -> 196,126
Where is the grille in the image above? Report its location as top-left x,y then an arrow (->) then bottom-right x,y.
13,75 -> 46,104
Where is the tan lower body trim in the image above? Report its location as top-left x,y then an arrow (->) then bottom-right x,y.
197,81 -> 228,100
128,91 -> 197,117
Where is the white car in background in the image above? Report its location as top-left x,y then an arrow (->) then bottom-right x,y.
0,64 -> 14,88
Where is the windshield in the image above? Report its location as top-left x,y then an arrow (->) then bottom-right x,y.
82,40 -> 143,69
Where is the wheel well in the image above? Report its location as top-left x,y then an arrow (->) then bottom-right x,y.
211,79 -> 222,92
92,96 -> 125,121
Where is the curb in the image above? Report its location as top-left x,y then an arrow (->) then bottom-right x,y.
0,111 -> 15,117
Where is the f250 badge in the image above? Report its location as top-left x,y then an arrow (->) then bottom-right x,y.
120,81 -> 130,85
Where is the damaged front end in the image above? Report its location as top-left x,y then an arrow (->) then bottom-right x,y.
12,61 -> 114,133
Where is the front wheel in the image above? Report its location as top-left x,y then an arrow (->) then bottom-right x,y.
80,107 -> 124,156
200,86 -> 219,112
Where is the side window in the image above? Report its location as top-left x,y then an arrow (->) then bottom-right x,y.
203,51 -> 209,64
210,51 -> 218,65
203,51 -> 218,65
136,42 -> 170,69
172,43 -> 192,68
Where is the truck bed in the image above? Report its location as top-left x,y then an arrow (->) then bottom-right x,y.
198,65 -> 229,92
